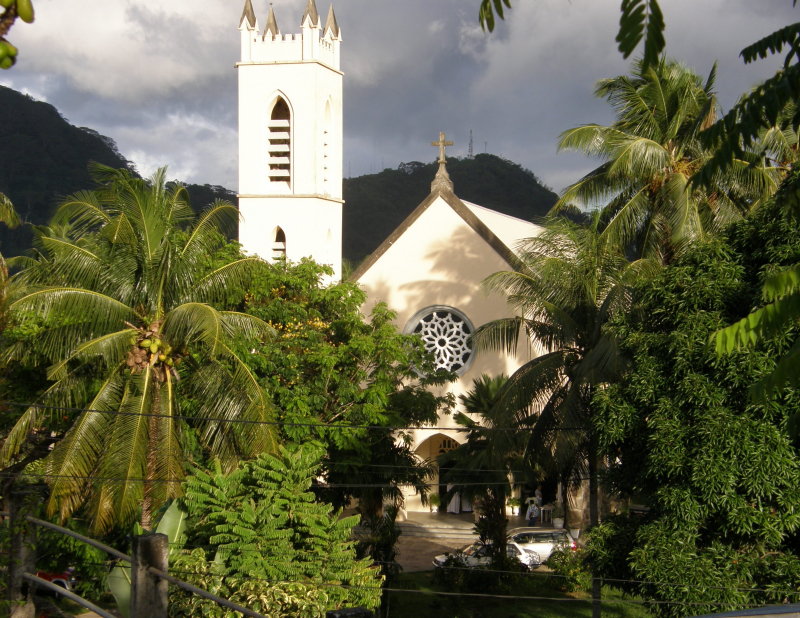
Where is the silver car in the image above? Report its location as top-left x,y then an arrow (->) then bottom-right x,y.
507,527 -> 577,562
433,541 -> 541,570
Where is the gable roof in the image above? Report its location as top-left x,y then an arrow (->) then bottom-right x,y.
350,183 -> 541,282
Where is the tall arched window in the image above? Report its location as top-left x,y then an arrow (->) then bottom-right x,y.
268,98 -> 290,184
272,227 -> 286,260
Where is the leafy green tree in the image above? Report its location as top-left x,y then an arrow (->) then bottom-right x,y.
241,258 -> 452,489
713,165 -> 800,399
172,443 -> 382,616
554,58 -> 781,264
590,190 -> 800,616
0,165 -> 276,533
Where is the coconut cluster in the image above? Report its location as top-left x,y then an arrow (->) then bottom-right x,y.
125,322 -> 182,381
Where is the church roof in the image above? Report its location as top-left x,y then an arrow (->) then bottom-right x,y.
301,0 -> 320,27
239,0 -> 257,29
350,183 -> 540,282
324,5 -> 340,38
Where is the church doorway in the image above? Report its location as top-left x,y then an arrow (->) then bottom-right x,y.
409,432 -> 462,513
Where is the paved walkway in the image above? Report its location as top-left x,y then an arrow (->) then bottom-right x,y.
394,510 -> 530,572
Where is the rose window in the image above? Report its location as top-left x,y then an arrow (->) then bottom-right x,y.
409,307 -> 473,374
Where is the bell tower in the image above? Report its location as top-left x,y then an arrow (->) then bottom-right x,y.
237,0 -> 343,279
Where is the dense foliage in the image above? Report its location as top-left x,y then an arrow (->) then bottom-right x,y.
171,443 -> 382,616
589,178 -> 800,616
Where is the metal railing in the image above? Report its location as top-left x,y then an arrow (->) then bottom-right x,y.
5,503 -> 266,617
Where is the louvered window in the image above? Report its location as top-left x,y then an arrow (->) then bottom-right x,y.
268,98 -> 290,184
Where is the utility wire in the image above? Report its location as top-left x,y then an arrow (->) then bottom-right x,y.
1,471 -> 564,488
66,562 -> 792,607
1,400 -> 588,433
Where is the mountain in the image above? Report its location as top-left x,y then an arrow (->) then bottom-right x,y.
0,86 -> 558,263
0,86 -> 234,257
342,155 -> 558,264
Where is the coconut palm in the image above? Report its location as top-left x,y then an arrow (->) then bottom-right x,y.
555,58 -> 781,263
0,165 -> 277,533
473,215 -> 657,530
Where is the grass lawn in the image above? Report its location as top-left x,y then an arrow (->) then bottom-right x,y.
383,570 -> 653,618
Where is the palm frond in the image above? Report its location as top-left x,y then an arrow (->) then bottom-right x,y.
598,187 -> 652,254
606,136 -> 670,180
190,257 -> 269,305
0,193 -> 21,228
181,200 -> 240,257
52,190 -> 111,234
663,172 -> 703,251
47,328 -> 136,381
90,370 -> 153,533
471,316 -> 525,355
44,374 -> 123,522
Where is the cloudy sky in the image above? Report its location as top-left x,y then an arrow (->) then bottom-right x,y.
1,0 -> 795,194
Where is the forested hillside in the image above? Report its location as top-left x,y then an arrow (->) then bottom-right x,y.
342,155 -> 558,263
0,86 -> 234,256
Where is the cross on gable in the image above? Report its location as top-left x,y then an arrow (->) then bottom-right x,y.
431,131 -> 454,163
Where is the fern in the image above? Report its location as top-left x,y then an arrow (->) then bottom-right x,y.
177,443 -> 382,614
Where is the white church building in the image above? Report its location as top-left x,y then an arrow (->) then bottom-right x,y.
236,0 -> 544,513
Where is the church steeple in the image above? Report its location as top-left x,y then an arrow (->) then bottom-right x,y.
264,4 -> 280,37
324,5 -> 340,39
431,132 -> 455,194
239,0 -> 256,30
301,0 -> 320,27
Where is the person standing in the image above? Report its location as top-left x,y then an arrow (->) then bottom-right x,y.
525,496 -> 541,526
534,485 -> 543,506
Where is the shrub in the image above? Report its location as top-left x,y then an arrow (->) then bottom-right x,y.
546,547 -> 591,592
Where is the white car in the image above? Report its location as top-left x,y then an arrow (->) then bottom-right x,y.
507,527 -> 577,562
433,541 -> 541,570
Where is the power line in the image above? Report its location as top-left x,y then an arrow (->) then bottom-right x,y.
61,562 -> 795,607
2,399 -> 589,432
0,471 -> 549,488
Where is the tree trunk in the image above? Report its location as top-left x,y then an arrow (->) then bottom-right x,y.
589,436 -> 601,618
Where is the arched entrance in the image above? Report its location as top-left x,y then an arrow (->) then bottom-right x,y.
404,432 -> 463,513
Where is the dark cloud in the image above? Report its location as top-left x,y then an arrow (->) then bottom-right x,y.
0,0 -> 795,193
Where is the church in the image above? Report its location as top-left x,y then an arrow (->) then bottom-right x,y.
236,0 -> 543,513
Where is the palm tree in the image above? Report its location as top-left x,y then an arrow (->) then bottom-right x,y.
555,58 -> 781,263
0,192 -> 20,333
0,165 -> 276,533
474,216 -> 656,530
439,374 -> 522,565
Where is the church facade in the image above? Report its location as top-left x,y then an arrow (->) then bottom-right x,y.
237,0 -> 542,513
